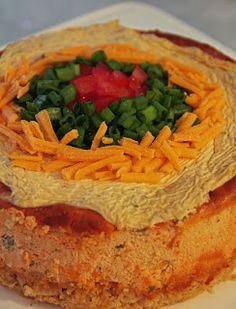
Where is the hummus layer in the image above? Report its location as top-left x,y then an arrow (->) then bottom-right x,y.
0,22 -> 235,229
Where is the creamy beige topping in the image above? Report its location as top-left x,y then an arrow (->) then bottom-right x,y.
0,21 -> 235,229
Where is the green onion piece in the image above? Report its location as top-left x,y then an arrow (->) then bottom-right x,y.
26,102 -> 39,113
46,107 -> 62,121
68,62 -> 80,77
73,103 -> 81,115
118,99 -> 133,113
100,107 -> 115,124
107,60 -> 122,71
56,123 -> 72,139
91,114 -> 102,129
109,101 -> 119,113
166,108 -> 175,122
42,68 -> 57,80
20,109 -> 35,121
60,85 -> 77,104
121,63 -> 134,75
193,117 -> 200,126
123,130 -> 138,140
55,66 -> 75,82
91,50 -> 107,63
174,104 -> 192,115
29,75 -> 40,94
47,91 -> 62,106
60,108 -> 75,126
139,105 -> 157,123
118,113 -> 136,129
16,93 -> 33,107
81,102 -> 96,117
147,64 -> 164,79
154,121 -> 166,132
134,96 -> 149,111
33,95 -> 47,107
152,101 -> 168,118
130,118 -> 141,130
108,126 -> 120,141
162,95 -> 172,109
136,123 -> 149,139
139,62 -> 150,72
76,56 -> 91,65
75,114 -> 89,129
37,80 -> 60,91
70,126 -> 85,147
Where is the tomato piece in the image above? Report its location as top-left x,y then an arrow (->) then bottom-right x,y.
130,66 -> 147,85
112,71 -> 129,87
80,63 -> 93,76
72,75 -> 96,95
95,96 -> 118,112
97,81 -> 120,97
92,63 -> 111,80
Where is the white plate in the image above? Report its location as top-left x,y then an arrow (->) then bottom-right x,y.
0,2 -> 235,308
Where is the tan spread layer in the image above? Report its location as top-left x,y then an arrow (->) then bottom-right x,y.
0,21 -> 235,229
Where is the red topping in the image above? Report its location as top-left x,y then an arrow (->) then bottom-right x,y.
71,63 -> 147,111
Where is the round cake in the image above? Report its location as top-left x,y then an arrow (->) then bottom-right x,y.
0,21 -> 235,309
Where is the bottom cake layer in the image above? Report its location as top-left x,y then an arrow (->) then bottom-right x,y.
0,177 -> 235,308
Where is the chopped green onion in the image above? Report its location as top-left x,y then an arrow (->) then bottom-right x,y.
139,62 -> 150,72
166,108 -> 175,122
174,104 -> 192,115
139,106 -> 157,123
26,102 -> 39,113
37,80 -> 60,90
70,126 -> 85,147
47,91 -> 62,106
73,103 -> 81,115
68,62 -> 80,77
134,96 -> 149,111
60,85 -> 77,104
33,95 -> 47,107
193,117 -> 200,126
147,64 -> 163,79
91,114 -> 102,129
123,130 -> 138,140
118,114 -> 136,129
152,101 -> 167,118
20,109 -> 35,121
118,99 -> 133,113
75,114 -> 89,129
91,50 -> 107,63
108,126 -> 120,141
55,66 -> 75,82
130,118 -> 141,130
163,95 -> 172,109
76,56 -> 91,65
42,68 -> 57,80
136,123 -> 149,138
109,101 -> 119,113
107,60 -> 122,71
46,107 -> 62,121
56,123 -> 72,138
121,63 -> 134,75
81,102 -> 96,117
100,107 -> 115,124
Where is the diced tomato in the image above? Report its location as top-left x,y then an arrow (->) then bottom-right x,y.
95,96 -> 118,112
112,71 -> 129,87
80,63 -> 93,76
97,81 -> 119,97
130,66 -> 147,85
71,63 -> 147,111
72,75 -> 96,95
92,63 -> 111,80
